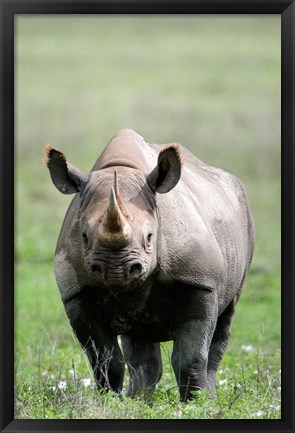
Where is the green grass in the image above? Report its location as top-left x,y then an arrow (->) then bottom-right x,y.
15,15 -> 280,419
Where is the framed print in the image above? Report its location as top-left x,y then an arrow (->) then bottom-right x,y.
0,1 -> 294,432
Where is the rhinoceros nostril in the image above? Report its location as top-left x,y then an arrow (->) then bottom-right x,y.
128,262 -> 143,278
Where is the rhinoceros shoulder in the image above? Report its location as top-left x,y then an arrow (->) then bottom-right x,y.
154,146 -> 253,298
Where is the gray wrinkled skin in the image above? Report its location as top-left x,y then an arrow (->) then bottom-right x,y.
46,129 -> 255,401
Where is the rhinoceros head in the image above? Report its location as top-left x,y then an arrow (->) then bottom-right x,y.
45,143 -> 181,291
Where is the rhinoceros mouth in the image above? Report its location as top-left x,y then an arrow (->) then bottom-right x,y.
90,260 -> 147,291
100,275 -> 146,293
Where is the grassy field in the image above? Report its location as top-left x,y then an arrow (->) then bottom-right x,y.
15,15 -> 281,419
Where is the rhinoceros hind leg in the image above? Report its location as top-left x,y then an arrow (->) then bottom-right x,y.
121,335 -> 162,398
207,298 -> 236,390
64,292 -> 125,393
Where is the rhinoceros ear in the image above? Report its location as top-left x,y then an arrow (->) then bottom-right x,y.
148,144 -> 182,194
44,145 -> 89,194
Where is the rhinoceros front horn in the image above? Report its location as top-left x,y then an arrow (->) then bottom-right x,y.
98,173 -> 132,248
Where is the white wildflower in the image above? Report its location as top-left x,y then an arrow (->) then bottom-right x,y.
41,371 -> 48,377
253,370 -> 258,375
82,378 -> 91,388
255,410 -> 264,417
58,381 -> 67,390
174,410 -> 182,418
241,345 -> 254,352
219,379 -> 227,386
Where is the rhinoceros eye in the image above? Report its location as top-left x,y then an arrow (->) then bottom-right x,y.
142,224 -> 153,251
82,231 -> 89,247
147,233 -> 152,244
145,233 -> 153,249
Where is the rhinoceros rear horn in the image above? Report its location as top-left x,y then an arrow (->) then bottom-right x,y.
98,179 -> 132,248
44,145 -> 89,194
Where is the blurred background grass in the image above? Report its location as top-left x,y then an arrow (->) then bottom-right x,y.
15,15 -> 281,417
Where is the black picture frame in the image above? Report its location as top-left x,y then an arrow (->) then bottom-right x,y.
0,1 -> 294,432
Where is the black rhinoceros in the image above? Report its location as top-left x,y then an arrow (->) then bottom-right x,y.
45,129 -> 254,401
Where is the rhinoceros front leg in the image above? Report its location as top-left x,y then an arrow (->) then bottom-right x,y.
64,291 -> 125,393
121,335 -> 163,398
172,288 -> 218,401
